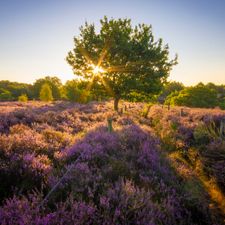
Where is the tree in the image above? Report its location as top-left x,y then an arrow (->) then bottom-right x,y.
77,78 -> 109,101
63,80 -> 79,101
158,81 -> 184,104
64,80 -> 83,102
39,83 -> 53,102
0,80 -> 33,100
66,17 -> 177,110
33,76 -> 62,100
165,83 -> 218,108
63,80 -> 92,103
0,88 -> 12,101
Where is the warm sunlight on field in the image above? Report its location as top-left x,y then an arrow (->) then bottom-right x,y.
0,101 -> 224,224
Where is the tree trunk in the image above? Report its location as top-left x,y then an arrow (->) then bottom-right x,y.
114,97 -> 119,111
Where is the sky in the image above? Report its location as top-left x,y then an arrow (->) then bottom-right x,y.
0,0 -> 225,85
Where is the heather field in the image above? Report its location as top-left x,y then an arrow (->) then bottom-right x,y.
0,101 -> 224,225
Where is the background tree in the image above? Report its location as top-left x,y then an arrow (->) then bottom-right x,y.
0,88 -> 12,101
165,83 -> 218,108
64,80 -> 83,102
67,17 -> 177,110
63,80 -> 92,103
39,83 -> 53,102
205,83 -> 225,109
33,76 -> 62,100
75,78 -> 109,101
0,81 -> 33,100
157,81 -> 184,104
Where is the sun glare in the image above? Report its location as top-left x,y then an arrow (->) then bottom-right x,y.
92,65 -> 105,74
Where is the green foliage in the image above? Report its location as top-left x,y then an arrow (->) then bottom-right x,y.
0,81 -> 33,100
219,98 -> 225,110
88,77 -> 109,101
158,81 -> 184,104
33,76 -> 62,100
18,94 -> 28,102
126,91 -> 152,102
63,80 -> 80,101
206,83 -> 225,102
39,83 -> 53,102
165,83 -> 218,108
67,16 -> 177,110
0,76 -> 224,109
78,90 -> 92,103
0,88 -> 12,101
63,80 -> 92,103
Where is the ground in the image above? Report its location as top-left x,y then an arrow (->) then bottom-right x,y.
0,101 -> 224,224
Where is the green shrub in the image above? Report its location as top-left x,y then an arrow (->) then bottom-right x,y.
18,94 -> 28,102
39,83 -> 53,102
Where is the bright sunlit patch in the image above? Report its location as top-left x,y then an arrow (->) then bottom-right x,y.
92,65 -> 105,74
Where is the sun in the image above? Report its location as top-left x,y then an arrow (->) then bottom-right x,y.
92,65 -> 105,75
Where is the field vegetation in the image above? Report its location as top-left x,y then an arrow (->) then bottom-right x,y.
0,101 -> 224,224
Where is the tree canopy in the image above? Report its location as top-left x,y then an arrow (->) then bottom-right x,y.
158,81 -> 184,104
39,83 -> 53,102
66,17 -> 177,110
63,80 -> 92,103
0,80 -> 32,100
165,83 -> 219,108
33,76 -> 62,100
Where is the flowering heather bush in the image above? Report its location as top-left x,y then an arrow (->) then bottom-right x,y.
149,105 -> 225,149
1,124 -> 47,153
43,125 -> 213,224
0,193 -> 97,225
0,149 -> 52,201
0,102 -> 114,203
149,105 -> 225,220
0,101 -> 224,224
41,128 -> 74,152
0,101 -> 109,134
1,124 -> 206,224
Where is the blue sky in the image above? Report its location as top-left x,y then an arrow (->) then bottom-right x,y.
0,0 -> 225,85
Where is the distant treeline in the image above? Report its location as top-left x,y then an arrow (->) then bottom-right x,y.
0,77 -> 225,109
127,81 -> 225,109
158,81 -> 225,109
0,76 -> 109,103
